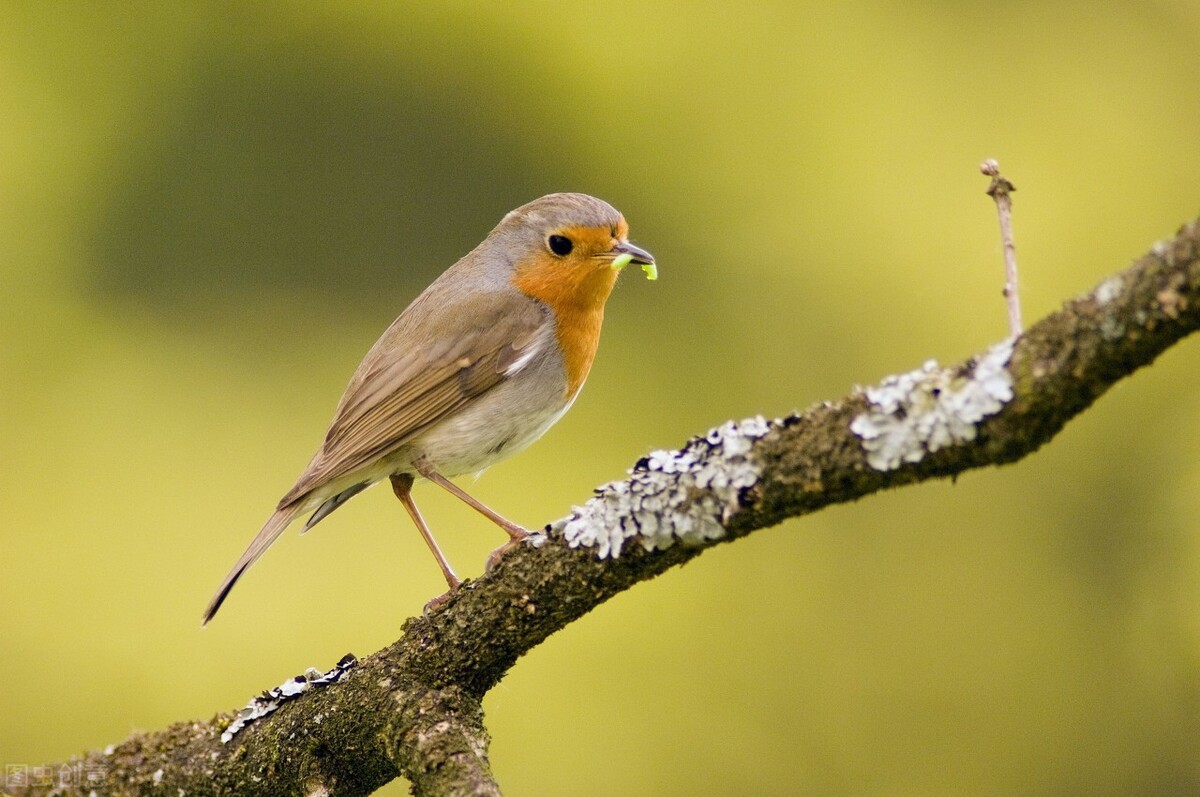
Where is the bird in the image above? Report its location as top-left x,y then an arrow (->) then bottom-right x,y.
202,193 -> 655,624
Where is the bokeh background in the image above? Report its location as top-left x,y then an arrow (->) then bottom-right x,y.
3,3 -> 1199,795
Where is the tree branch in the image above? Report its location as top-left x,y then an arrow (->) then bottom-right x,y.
9,216 -> 1199,797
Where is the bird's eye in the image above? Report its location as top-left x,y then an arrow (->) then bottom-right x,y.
547,234 -> 573,256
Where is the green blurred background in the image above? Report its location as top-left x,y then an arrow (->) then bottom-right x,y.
3,2 -> 1199,794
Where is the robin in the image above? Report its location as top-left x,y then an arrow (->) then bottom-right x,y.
202,193 -> 655,624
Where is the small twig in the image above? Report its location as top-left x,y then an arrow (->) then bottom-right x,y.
980,159 -> 1022,337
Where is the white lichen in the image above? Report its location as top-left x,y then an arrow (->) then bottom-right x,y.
557,416 -> 772,558
221,653 -> 357,744
1094,275 -> 1124,306
1100,315 -> 1126,341
850,339 -> 1015,471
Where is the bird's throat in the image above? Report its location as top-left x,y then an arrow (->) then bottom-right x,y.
512,263 -> 617,398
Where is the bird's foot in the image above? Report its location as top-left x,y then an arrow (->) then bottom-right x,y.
423,588 -> 456,616
485,536 -> 525,573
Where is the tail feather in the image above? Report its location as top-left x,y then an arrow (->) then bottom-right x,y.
202,503 -> 305,625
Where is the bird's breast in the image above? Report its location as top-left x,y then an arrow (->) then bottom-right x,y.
403,339 -> 574,476
511,266 -> 615,398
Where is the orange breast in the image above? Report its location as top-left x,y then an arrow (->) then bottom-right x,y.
512,250 -> 618,398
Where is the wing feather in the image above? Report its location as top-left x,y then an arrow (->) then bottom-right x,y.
278,298 -> 549,507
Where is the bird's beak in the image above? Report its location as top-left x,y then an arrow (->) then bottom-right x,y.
612,240 -> 655,266
609,240 -> 657,281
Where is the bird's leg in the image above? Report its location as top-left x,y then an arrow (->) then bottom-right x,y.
390,473 -> 461,605
413,459 -> 532,572
414,460 -> 531,541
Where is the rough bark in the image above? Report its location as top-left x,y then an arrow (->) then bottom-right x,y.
8,216 -> 1199,797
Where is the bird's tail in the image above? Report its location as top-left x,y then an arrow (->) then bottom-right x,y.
202,502 -> 305,626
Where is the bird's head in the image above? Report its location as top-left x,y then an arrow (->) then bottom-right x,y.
498,193 -> 655,312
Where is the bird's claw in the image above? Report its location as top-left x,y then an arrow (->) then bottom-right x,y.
485,543 -> 515,573
486,528 -> 549,573
422,587 -> 456,616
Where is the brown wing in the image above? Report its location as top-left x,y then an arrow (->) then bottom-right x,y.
278,296 -> 549,508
